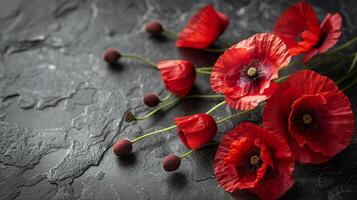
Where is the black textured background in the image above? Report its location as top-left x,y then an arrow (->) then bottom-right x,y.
0,0 -> 357,199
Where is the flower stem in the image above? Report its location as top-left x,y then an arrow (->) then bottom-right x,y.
135,98 -> 179,121
196,68 -> 212,74
160,93 -> 173,102
185,94 -> 224,99
196,66 -> 213,71
131,125 -> 177,143
121,53 -> 157,68
163,29 -> 178,39
179,142 -> 218,159
216,110 -> 252,124
325,35 -> 357,55
202,47 -> 227,53
206,101 -> 226,114
275,74 -> 291,83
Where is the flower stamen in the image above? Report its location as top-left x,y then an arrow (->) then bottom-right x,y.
247,67 -> 257,77
249,155 -> 261,166
302,114 -> 313,124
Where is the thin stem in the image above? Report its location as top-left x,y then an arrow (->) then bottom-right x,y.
342,76 -> 357,91
196,69 -> 212,74
325,35 -> 357,55
179,142 -> 218,159
135,98 -> 179,121
122,53 -> 157,68
185,94 -> 224,99
206,101 -> 226,114
131,125 -> 177,143
163,29 -> 178,39
217,110 -> 251,124
160,93 -> 172,102
275,74 -> 291,83
347,52 -> 357,74
196,67 -> 213,71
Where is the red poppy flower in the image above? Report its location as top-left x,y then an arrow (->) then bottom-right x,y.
176,5 -> 229,49
174,113 -> 217,150
157,60 -> 196,97
274,1 -> 342,62
210,33 -> 291,110
263,70 -> 355,164
214,122 -> 294,200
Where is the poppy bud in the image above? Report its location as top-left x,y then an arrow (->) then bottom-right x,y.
113,139 -> 133,157
103,48 -> 121,64
145,21 -> 163,37
163,154 -> 181,172
143,93 -> 160,107
124,111 -> 135,122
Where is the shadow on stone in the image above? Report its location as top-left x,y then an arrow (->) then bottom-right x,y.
167,172 -> 188,190
116,153 -> 137,167
107,63 -> 124,72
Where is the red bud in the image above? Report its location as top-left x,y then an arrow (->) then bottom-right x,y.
143,93 -> 160,107
103,48 -> 121,64
124,111 -> 135,122
113,139 -> 133,157
163,154 -> 181,172
145,21 -> 163,37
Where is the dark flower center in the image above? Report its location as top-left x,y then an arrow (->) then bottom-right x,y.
249,155 -> 261,166
302,113 -> 313,125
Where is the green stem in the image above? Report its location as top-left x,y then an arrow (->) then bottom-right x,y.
160,93 -> 172,102
197,67 -> 213,71
179,142 -> 218,159
275,74 -> 291,83
122,53 -> 157,68
216,110 -> 252,124
196,69 -> 212,74
202,47 -> 227,53
206,101 -> 226,114
185,94 -> 224,99
135,98 -> 179,121
342,76 -> 357,91
131,125 -> 177,143
163,29 -> 178,39
325,35 -> 357,55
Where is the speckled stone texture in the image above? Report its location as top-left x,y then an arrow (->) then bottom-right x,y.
0,0 -> 357,199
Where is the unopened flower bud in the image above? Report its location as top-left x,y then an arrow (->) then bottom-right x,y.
113,139 -> 133,157
163,154 -> 181,172
103,48 -> 121,64
143,93 -> 160,107
124,111 -> 135,122
145,21 -> 163,37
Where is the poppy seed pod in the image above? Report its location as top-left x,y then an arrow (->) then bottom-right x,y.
103,48 -> 121,64
124,111 -> 135,122
163,154 -> 181,172
113,139 -> 133,157
143,93 -> 160,107
145,21 -> 163,37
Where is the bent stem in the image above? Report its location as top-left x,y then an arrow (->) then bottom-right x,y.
163,29 -> 178,39
216,110 -> 252,124
135,98 -> 179,121
160,93 -> 173,102
325,35 -> 357,55
185,94 -> 224,99
122,53 -> 157,68
206,101 -> 226,114
131,125 -> 177,143
179,142 -> 218,159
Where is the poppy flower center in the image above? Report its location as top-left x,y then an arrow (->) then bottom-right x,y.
249,155 -> 261,166
302,114 -> 313,124
247,67 -> 257,77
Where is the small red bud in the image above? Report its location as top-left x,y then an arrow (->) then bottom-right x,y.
124,111 -> 135,122
113,139 -> 133,157
163,154 -> 181,172
103,48 -> 121,64
143,93 -> 160,107
145,21 -> 163,37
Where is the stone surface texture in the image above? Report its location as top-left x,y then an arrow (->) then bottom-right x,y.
0,0 -> 357,199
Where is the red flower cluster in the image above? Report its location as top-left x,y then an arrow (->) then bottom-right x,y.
176,5 -> 229,49
175,113 -> 217,150
274,1 -> 342,62
210,33 -> 291,110
263,70 -> 355,163
157,60 -> 196,97
214,122 -> 295,200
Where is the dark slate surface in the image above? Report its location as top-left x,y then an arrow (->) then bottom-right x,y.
0,0 -> 357,199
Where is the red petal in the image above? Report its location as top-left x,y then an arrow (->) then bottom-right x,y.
214,122 -> 294,197
274,0 -> 320,55
157,60 -> 196,97
263,70 -> 355,164
174,114 -> 217,150
210,33 -> 290,110
176,5 -> 228,49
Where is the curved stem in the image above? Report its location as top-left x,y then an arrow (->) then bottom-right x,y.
216,110 -> 252,124
160,93 -> 172,102
122,53 -> 157,68
342,76 -> 357,91
275,74 -> 291,83
131,125 -> 177,143
179,142 -> 218,159
163,29 -> 178,39
325,35 -> 357,55
206,101 -> 226,114
135,98 -> 179,121
185,94 -> 224,99
196,67 -> 213,71
196,69 -> 212,74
